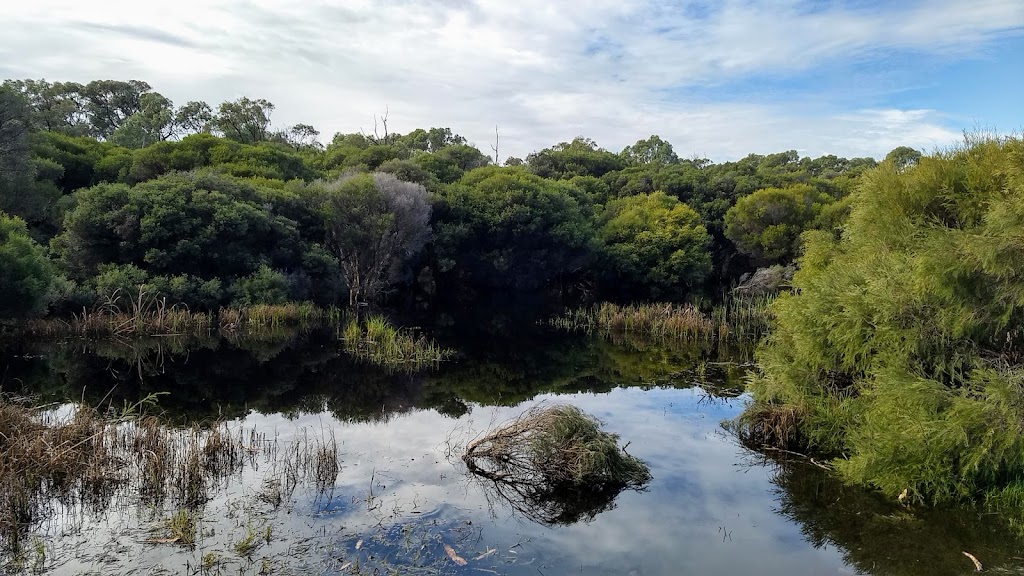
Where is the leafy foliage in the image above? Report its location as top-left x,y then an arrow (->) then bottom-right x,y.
433,167 -> 597,291
0,212 -> 56,318
724,184 -> 834,263
599,192 -> 711,299
743,136 -> 1024,504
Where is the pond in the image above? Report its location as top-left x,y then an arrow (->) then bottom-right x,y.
0,321 -> 1021,575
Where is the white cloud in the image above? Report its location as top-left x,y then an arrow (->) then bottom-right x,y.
1,0 -> 1020,159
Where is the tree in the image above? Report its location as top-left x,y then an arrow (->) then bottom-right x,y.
527,138 -> 626,179
174,101 -> 214,135
2,79 -> 89,135
80,80 -> 152,139
432,167 -> 597,291
0,212 -> 56,318
599,192 -> 711,299
621,135 -> 679,166
0,87 -> 62,236
884,145 -> 922,172
318,173 -> 431,305
109,92 -> 175,148
55,171 -> 303,283
0,85 -> 31,182
724,184 -> 833,263
213,97 -> 274,144
279,123 -> 321,150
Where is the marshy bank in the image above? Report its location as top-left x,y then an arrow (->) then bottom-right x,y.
0,394 -> 340,571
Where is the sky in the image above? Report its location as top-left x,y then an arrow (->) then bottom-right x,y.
2,0 -> 1022,161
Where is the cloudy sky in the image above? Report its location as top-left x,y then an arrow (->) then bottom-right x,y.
2,0 -> 1022,161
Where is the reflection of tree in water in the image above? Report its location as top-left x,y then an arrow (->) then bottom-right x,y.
2,323 -> 746,425
769,460 -> 1024,576
4,330 -> 428,423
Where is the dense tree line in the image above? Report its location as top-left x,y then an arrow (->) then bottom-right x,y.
1,78 -> 890,318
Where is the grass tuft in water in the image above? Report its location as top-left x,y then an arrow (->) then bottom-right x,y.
342,316 -> 454,371
463,404 -> 651,525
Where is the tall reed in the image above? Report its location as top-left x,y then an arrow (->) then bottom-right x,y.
551,298 -> 774,346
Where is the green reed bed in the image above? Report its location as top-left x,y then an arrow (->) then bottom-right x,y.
552,298 -> 773,346
217,303 -> 344,332
20,299 -> 344,339
342,316 -> 454,371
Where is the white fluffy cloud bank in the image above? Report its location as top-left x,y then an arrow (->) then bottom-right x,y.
2,0 -> 1022,160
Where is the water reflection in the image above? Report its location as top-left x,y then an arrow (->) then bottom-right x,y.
0,329 -> 1021,575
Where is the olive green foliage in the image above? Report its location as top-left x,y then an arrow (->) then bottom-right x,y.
599,191 -> 711,299
1,75 -> 894,315
315,172 -> 431,305
92,263 -> 225,310
724,184 -> 835,263
57,171 -> 301,280
0,212 -> 56,318
433,166 -> 597,290
527,137 -> 627,180
230,265 -> 290,306
745,136 -> 1024,504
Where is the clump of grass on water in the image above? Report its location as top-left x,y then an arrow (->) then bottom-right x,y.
342,316 -> 454,371
463,404 -> 651,525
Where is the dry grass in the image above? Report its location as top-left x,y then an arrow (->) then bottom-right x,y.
463,405 -> 651,525
21,289 -> 344,339
728,402 -> 806,451
0,394 -> 344,557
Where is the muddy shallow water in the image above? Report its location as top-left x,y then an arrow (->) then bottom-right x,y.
1,326 -> 1022,575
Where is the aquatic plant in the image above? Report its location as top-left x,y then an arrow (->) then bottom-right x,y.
463,404 -> 651,525
0,394 -> 340,558
551,298 -> 773,346
23,287 -> 214,337
342,316 -> 454,371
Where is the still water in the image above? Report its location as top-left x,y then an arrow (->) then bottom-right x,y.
1,323 -> 1022,575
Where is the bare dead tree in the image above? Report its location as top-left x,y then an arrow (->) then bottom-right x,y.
490,125 -> 499,165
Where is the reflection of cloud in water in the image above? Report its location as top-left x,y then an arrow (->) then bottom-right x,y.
240,387 -> 850,575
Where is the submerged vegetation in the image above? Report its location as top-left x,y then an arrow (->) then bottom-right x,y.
463,404 -> 651,525
739,135 -> 1024,506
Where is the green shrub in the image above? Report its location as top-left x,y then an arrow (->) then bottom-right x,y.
740,135 -> 1024,505
230,265 -> 289,306
0,212 -> 56,318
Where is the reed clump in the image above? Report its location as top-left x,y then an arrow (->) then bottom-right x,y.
342,316 -> 454,371
23,288 -> 214,337
0,396 -> 258,554
463,405 -> 650,524
552,299 -> 773,348
217,303 -> 343,332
